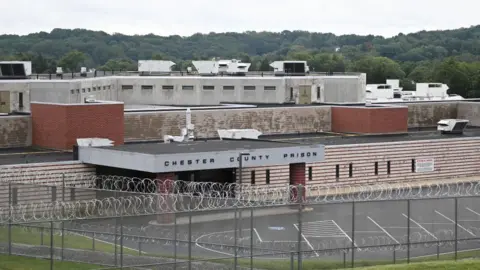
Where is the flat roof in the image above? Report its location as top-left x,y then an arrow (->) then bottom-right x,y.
262,127 -> 480,146
102,139 -> 302,155
0,147 -> 73,165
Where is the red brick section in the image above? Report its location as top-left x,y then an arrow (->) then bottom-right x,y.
156,172 -> 176,224
289,163 -> 306,202
331,106 -> 408,134
31,103 -> 124,150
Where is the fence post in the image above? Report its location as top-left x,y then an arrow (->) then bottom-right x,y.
8,182 -> 12,255
61,174 -> 65,261
351,201 -> 355,268
92,232 -> 95,251
297,184 -> 303,270
454,197 -> 458,261
188,210 -> 192,270
250,206 -> 254,270
407,199 -> 411,263
50,220 -> 54,270
234,207 -> 238,270
290,250 -> 295,270
120,205 -> 124,269
114,191 -> 118,267
174,211 -> 177,269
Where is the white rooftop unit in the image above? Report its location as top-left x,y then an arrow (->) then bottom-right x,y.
437,119 -> 469,134
416,83 -> 449,98
217,129 -> 262,140
77,138 -> 114,147
138,60 -> 176,73
0,61 -> 32,76
270,61 -> 310,75
192,59 -> 251,75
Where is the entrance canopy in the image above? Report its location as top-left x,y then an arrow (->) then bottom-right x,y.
78,139 -> 325,173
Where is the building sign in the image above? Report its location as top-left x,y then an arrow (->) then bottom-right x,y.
415,158 -> 434,173
160,145 -> 324,172
79,144 -> 325,173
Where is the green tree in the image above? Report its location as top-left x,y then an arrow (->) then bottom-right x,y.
349,56 -> 406,84
58,50 -> 86,72
98,59 -> 137,71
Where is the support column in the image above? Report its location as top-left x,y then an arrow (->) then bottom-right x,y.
289,163 -> 306,202
156,173 -> 176,224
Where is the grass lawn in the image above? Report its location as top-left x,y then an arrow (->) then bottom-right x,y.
0,225 -> 138,256
0,254 -> 99,270
357,259 -> 480,269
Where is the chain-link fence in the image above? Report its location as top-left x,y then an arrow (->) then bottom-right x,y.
2,179 -> 480,269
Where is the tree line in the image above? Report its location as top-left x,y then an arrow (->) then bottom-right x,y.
1,26 -> 480,97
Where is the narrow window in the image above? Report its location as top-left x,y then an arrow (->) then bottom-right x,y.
244,86 -> 255,90
264,86 -> 276,90
349,163 -> 353,178
182,85 -> 194,90
387,161 -> 391,175
203,85 -> 215,90
121,85 -> 133,90
308,166 -> 313,181
82,88 -> 85,93
162,85 -> 174,90
251,171 -> 255,185
412,159 -> 416,173
290,87 -> 294,100
18,93 -> 23,108
266,169 -> 270,184
317,86 -> 321,99
70,89 -> 74,94
335,165 -> 340,180
374,162 -> 378,175
223,85 -> 235,90
142,85 -> 154,90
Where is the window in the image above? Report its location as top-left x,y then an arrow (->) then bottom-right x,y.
335,165 -> 340,180
70,89 -> 74,94
244,86 -> 256,90
266,169 -> 270,184
162,85 -> 174,90
223,85 -> 235,90
76,89 -> 80,94
107,85 -> 111,90
251,171 -> 255,185
18,93 -> 23,108
387,161 -> 391,175
308,166 -> 313,181
121,85 -> 133,90
349,163 -> 353,178
374,162 -> 378,175
264,86 -> 276,91
182,85 -> 194,90
412,159 -> 416,173
203,85 -> 215,90
317,86 -> 321,99
82,88 -> 85,93
142,85 -> 154,90
92,87 -> 96,91
103,86 -> 106,90
290,87 -> 294,100
87,88 -> 91,92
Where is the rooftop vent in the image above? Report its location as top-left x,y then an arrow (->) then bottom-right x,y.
437,119 -> 469,134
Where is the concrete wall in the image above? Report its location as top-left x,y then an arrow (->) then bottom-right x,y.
0,116 -> 31,148
237,138 -> 480,188
124,106 -> 332,141
0,81 -> 30,112
458,102 -> 480,126
404,102 -> 458,127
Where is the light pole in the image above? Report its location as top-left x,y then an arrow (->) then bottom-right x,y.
238,152 -> 250,239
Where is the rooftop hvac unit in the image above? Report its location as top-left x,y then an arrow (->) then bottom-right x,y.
77,138 -> 114,147
217,129 -> 262,140
437,119 -> 469,134
80,67 -> 87,77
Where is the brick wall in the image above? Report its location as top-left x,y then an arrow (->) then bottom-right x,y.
124,106 -> 332,141
331,106 -> 408,134
31,102 -> 124,150
0,116 -> 31,148
236,138 -> 480,188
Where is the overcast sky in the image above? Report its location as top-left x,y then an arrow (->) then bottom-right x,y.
2,0 -> 478,37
